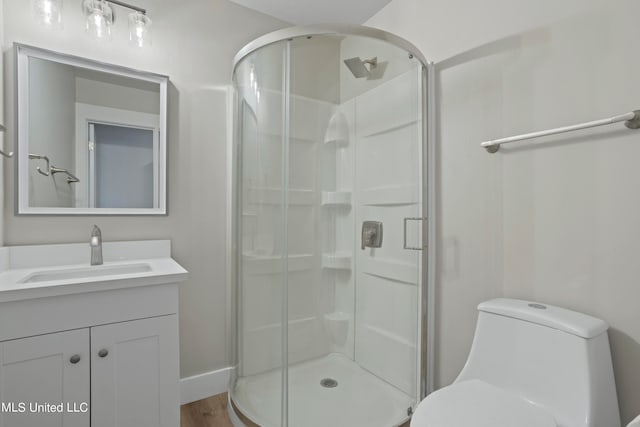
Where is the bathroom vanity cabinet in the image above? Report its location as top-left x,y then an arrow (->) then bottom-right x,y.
0,240 -> 187,427
0,285 -> 180,427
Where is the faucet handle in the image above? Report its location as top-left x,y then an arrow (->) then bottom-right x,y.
90,225 -> 103,266
90,225 -> 102,247
361,221 -> 383,250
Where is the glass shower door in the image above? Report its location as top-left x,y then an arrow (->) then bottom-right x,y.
351,60 -> 424,422
231,41 -> 288,427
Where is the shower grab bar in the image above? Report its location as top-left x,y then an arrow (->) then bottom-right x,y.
51,166 -> 80,184
29,153 -> 51,176
481,110 -> 640,153
0,124 -> 12,158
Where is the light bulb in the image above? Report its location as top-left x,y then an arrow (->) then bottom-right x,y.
33,0 -> 63,29
83,0 -> 112,40
129,12 -> 152,47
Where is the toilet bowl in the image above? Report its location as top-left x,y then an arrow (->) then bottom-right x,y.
411,298 -> 621,427
411,379 -> 557,427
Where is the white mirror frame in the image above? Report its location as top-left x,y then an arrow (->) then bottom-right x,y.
15,43 -> 169,215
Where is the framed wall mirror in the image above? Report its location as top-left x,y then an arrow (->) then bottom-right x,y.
15,43 -> 168,215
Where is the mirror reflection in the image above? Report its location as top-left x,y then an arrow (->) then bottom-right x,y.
17,44 -> 168,214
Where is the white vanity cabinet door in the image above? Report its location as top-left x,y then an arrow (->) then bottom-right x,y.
90,315 -> 179,427
0,329 -> 90,427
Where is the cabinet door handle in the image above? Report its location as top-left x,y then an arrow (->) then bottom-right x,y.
98,349 -> 109,358
69,355 -> 81,364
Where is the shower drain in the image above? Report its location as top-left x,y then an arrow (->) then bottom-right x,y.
320,378 -> 338,388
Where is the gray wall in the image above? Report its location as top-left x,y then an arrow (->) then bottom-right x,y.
1,0 -> 287,378
28,58 -> 76,207
75,73 -> 160,115
369,0 -> 640,423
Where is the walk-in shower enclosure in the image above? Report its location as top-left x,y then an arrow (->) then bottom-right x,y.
230,25 -> 434,427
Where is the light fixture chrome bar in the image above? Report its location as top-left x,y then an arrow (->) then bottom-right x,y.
481,110 -> 640,153
0,123 -> 13,158
106,0 -> 146,14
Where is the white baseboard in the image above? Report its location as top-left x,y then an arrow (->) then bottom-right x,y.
180,367 -> 232,405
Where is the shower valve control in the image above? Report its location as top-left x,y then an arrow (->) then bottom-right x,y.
361,221 -> 383,250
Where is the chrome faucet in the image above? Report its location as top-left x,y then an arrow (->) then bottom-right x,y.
90,225 -> 103,266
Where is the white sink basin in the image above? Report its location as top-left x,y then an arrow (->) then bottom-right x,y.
19,263 -> 152,284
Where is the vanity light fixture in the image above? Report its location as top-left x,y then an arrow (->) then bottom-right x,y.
33,0 -> 63,29
128,11 -> 152,47
85,0 -> 150,46
35,0 -> 151,46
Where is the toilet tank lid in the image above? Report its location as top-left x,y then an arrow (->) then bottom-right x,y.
478,298 -> 609,339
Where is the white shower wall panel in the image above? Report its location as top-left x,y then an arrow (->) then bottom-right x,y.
326,100 -> 356,359
354,68 -> 420,138
241,270 -> 283,376
290,97 -> 334,143
353,69 -> 422,397
357,275 -> 418,394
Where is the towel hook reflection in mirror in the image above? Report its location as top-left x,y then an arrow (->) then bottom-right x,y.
28,153 -> 51,176
0,124 -> 12,158
50,166 -> 80,184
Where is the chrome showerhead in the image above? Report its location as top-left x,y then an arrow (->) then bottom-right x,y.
343,56 -> 378,78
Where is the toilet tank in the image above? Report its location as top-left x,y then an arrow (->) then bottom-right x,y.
456,299 -> 620,427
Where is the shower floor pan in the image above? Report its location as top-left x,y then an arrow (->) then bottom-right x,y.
231,353 -> 414,427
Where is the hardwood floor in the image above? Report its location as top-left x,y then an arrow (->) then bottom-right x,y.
181,393 -> 233,427
180,393 -> 411,427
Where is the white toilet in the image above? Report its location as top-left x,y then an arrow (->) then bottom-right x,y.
411,298 -> 621,427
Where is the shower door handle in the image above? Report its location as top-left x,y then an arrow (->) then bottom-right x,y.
404,217 -> 427,250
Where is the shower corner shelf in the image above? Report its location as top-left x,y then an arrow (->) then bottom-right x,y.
243,252 -> 314,275
323,138 -> 349,147
321,191 -> 352,207
322,253 -> 352,270
323,311 -> 350,322
324,111 -> 349,147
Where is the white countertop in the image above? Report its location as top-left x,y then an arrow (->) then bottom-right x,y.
0,240 -> 188,303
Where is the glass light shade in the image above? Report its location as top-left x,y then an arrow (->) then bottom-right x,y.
83,0 -> 113,40
33,0 -> 63,29
129,12 -> 152,47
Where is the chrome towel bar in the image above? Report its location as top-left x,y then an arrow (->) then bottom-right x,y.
481,110 -> 640,153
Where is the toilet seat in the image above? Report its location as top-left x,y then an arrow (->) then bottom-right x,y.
410,379 -> 557,427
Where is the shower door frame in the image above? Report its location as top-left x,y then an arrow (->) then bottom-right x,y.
228,25 -> 436,425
